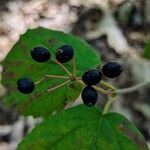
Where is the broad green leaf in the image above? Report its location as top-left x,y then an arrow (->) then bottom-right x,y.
17,105 -> 148,150
144,38 -> 150,60
2,27 -> 100,117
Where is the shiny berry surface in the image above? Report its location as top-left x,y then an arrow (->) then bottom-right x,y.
17,77 -> 35,94
81,86 -> 98,107
82,69 -> 102,85
102,62 -> 123,78
55,44 -> 74,63
31,46 -> 51,62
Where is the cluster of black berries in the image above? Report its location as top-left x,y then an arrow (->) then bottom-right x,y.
81,62 -> 123,107
16,43 -> 123,108
17,44 -> 74,94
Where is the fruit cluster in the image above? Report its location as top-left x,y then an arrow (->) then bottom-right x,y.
17,44 -> 74,94
16,44 -> 123,107
81,62 -> 123,107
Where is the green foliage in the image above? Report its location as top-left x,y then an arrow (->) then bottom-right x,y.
144,38 -> 150,60
2,27 -> 100,117
17,105 -> 148,150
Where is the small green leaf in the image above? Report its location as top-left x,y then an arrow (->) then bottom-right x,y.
2,27 -> 100,117
18,105 -> 148,150
144,38 -> 150,60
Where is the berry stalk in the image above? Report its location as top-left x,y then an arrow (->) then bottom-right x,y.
35,77 -> 46,85
72,58 -> 76,77
51,58 -> 72,76
77,80 -> 109,95
100,80 -> 116,91
92,86 -> 110,95
45,75 -> 70,80
35,75 -> 70,85
46,80 -> 71,93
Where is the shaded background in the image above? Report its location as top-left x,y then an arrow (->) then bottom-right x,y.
0,0 -> 150,149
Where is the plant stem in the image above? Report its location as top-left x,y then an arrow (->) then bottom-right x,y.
75,77 -> 82,80
93,86 -> 110,95
115,81 -> 150,95
76,80 -> 84,85
35,77 -> 46,85
72,58 -> 76,77
45,75 -> 70,79
51,58 -> 72,76
46,80 -> 71,93
100,80 -> 116,90
102,96 -> 117,115
35,75 -> 70,85
102,81 -> 150,114
76,80 -> 109,95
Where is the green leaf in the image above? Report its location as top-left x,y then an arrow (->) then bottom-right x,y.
17,105 -> 148,150
2,27 -> 100,117
144,38 -> 150,60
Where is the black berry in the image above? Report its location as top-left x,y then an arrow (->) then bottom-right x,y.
17,77 -> 35,94
31,46 -> 51,62
82,69 -> 102,85
102,62 -> 123,78
55,44 -> 74,63
81,86 -> 98,107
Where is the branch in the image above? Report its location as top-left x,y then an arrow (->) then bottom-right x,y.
102,96 -> 117,115
102,81 -> 150,114
115,81 -> 150,95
